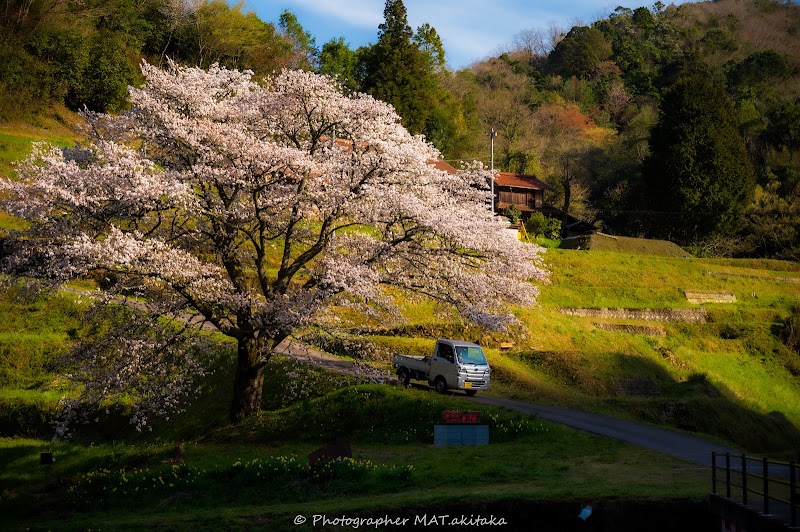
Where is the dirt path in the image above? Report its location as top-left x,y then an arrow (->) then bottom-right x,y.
274,338 -> 365,376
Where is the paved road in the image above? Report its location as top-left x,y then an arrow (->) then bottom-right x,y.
468,394 -> 740,466
270,339 -> 752,470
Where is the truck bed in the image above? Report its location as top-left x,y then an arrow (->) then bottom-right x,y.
392,354 -> 430,372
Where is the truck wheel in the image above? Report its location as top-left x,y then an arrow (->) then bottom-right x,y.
397,368 -> 410,386
465,390 -> 477,397
434,377 -> 448,394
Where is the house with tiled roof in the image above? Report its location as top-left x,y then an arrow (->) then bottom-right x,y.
322,138 -> 552,218
428,160 -> 553,217
427,159 -> 460,174
492,171 -> 552,215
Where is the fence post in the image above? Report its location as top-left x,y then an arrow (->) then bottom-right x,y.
726,453 -> 731,499
763,457 -> 770,515
742,454 -> 748,506
712,452 -> 717,494
791,460 -> 797,527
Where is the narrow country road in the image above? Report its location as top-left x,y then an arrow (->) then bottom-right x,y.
272,337 -> 744,468
468,394 -> 740,466
274,338 -> 372,376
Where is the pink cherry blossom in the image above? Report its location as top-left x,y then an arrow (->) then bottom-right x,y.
1,61 -> 548,429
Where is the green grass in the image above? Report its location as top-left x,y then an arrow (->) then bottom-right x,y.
0,124 -> 798,520
0,386 -> 709,530
0,127 -> 75,179
0,287 -> 85,390
540,250 -> 799,309
0,121 -> 78,234
560,232 -> 690,257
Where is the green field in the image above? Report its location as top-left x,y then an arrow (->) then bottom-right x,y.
0,120 -> 76,178
1,126 -> 799,528
350,247 -> 800,453
1,387 -> 709,530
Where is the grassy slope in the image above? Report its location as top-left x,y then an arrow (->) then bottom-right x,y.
506,249 -> 800,452
0,115 -> 78,231
0,120 -> 798,526
560,232 -> 691,257
358,246 -> 800,453
0,111 -> 77,177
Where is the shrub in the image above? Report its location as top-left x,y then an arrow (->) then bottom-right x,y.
500,205 -> 522,223
525,211 -> 561,239
780,306 -> 800,355
229,385 -> 547,445
719,322 -> 754,340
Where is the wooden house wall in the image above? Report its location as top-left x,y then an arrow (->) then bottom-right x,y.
497,188 -> 543,210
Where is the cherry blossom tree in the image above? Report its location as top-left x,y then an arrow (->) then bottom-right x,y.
1,61 -> 547,424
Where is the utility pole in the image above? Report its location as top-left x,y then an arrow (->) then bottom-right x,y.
490,128 -> 497,215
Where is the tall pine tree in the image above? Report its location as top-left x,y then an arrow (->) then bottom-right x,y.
643,73 -> 756,244
361,0 -> 438,135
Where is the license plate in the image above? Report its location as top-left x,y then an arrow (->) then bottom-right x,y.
464,382 -> 472,389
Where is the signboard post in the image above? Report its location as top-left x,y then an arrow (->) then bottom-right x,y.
434,411 -> 489,447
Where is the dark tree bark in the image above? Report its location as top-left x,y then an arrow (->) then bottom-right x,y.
230,335 -> 274,423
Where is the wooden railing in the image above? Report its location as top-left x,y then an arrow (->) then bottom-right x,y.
711,451 -> 799,528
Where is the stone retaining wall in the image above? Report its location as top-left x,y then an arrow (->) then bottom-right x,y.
593,323 -> 666,336
684,291 -> 736,304
560,307 -> 708,322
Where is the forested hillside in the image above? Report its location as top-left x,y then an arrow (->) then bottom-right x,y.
448,0 -> 800,258
0,0 -> 312,117
2,0 -> 800,258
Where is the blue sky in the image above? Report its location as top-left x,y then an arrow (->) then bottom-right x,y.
246,1 -> 692,69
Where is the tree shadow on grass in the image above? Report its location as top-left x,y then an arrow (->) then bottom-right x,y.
514,349 -> 800,456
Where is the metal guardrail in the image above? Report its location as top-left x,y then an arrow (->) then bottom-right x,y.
712,451 -> 799,528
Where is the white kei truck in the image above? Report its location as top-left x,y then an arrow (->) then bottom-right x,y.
392,338 -> 491,396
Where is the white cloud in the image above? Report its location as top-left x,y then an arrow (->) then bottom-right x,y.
248,0 -> 693,69
403,0 -> 573,66
270,0 -> 383,28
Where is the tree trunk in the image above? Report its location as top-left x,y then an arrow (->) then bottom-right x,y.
230,336 -> 270,423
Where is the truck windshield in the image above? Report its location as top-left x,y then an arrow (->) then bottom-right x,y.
456,346 -> 487,365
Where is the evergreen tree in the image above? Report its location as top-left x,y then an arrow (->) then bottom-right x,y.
547,26 -> 612,79
318,37 -> 360,92
643,74 -> 756,243
361,0 -> 438,135
414,23 -> 446,72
